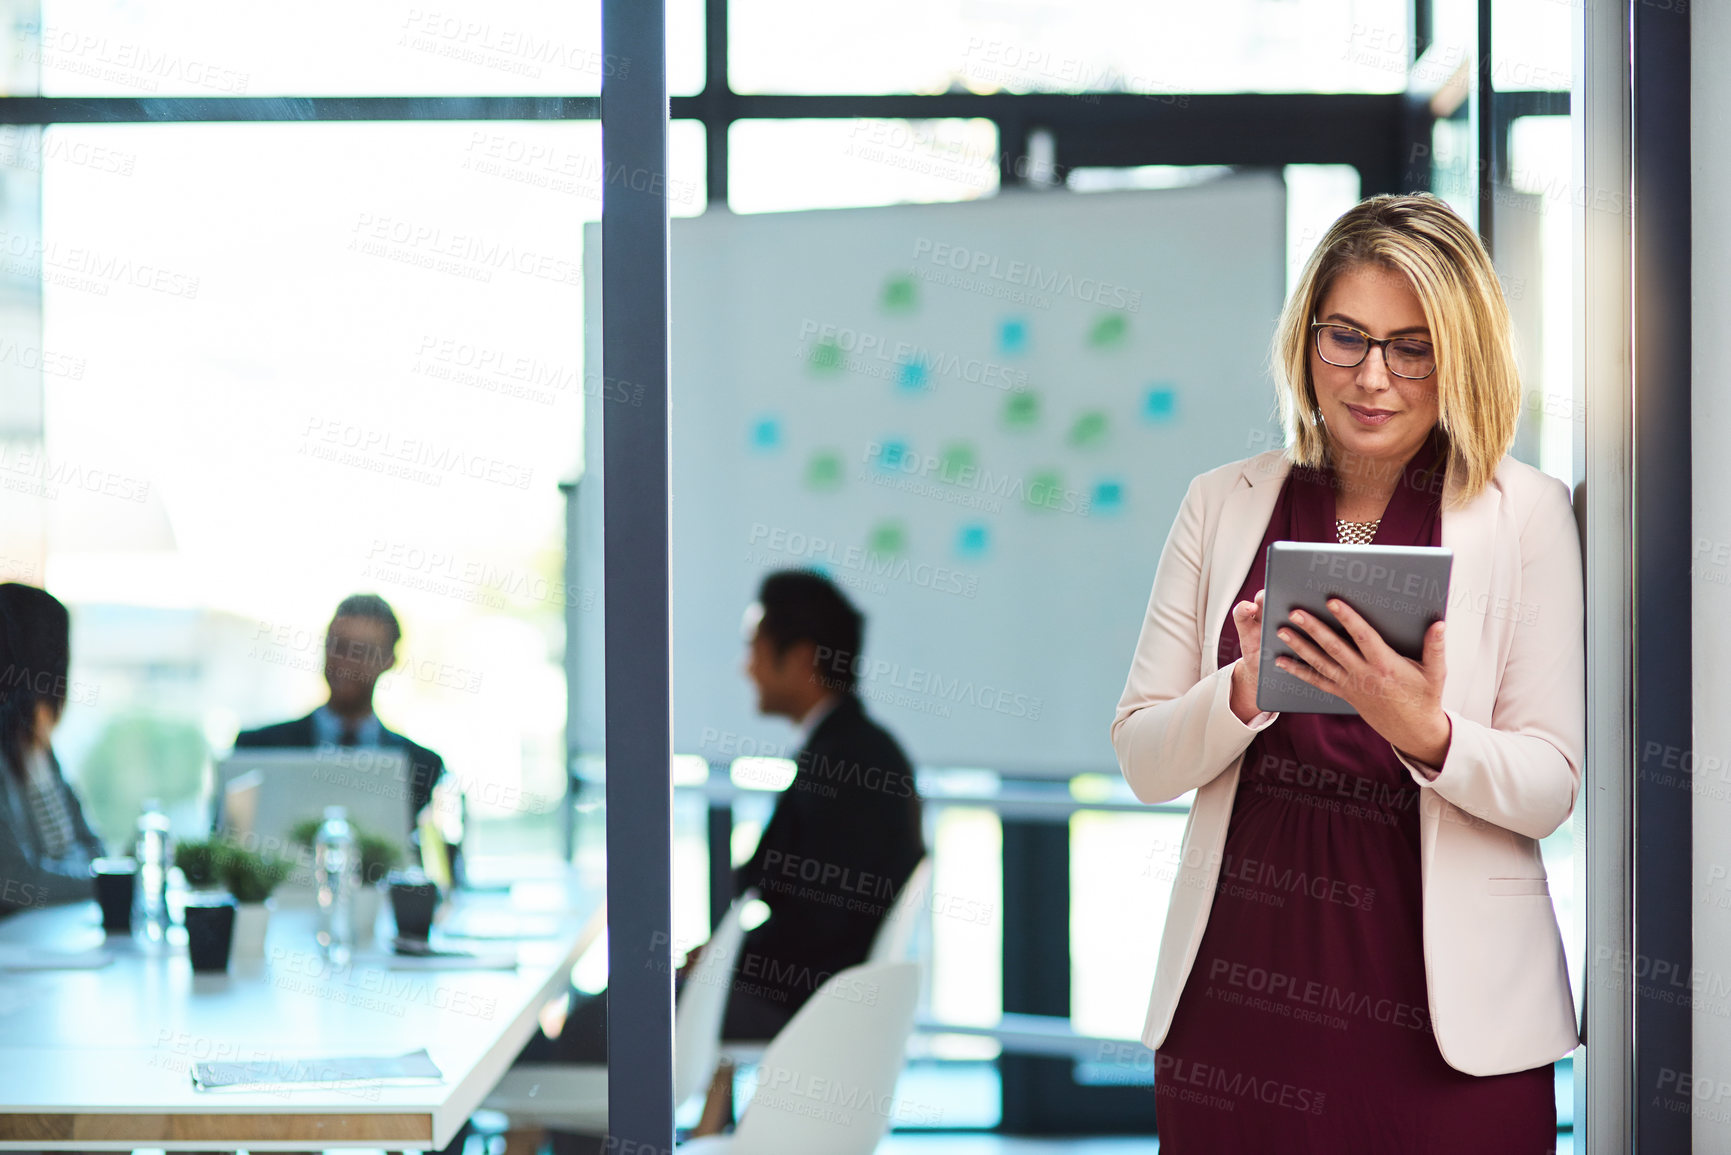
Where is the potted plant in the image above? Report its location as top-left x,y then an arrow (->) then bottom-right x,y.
172,839 -> 224,892
287,818 -> 404,948
287,816 -> 324,851
353,832 -> 404,947
358,832 -> 404,886
173,840 -> 233,972
220,844 -> 291,960
183,892 -> 236,973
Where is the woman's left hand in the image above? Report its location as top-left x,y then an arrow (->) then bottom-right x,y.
1273,598 -> 1453,767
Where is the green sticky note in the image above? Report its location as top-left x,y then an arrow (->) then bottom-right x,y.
1025,469 -> 1065,512
939,441 -> 977,483
1088,313 -> 1129,348
868,520 -> 907,556
1068,410 -> 1110,448
809,338 -> 845,375
805,450 -> 844,491
882,275 -> 918,314
1004,390 -> 1040,429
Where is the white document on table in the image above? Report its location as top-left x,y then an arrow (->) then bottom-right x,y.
192,1048 -> 444,1092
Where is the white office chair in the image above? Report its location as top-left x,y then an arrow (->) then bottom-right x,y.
867,856 -> 931,963
721,859 -> 931,1068
679,960 -> 922,1155
482,890 -> 758,1133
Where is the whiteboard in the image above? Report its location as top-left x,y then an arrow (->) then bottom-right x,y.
576,174 -> 1286,777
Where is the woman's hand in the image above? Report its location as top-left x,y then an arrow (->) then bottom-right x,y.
1273,598 -> 1452,766
1227,589 -> 1266,724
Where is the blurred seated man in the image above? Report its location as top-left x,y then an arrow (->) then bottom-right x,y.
721,569 -> 927,1038
234,593 -> 445,828
526,570 -> 925,1070
0,583 -> 105,916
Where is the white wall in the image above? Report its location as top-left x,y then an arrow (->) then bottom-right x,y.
1693,4 -> 1731,1148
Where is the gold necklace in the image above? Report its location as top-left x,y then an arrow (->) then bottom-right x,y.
1335,518 -> 1381,545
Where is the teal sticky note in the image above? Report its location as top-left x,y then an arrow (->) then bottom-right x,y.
957,522 -> 990,559
897,360 -> 930,393
750,416 -> 781,451
874,439 -> 909,471
1143,387 -> 1177,421
999,318 -> 1028,355
1092,479 -> 1124,514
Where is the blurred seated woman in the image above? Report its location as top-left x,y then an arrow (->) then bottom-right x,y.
0,583 -> 104,915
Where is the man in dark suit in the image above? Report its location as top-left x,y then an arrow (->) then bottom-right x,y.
720,569 -> 926,1038
525,571 -> 924,1065
234,593 -> 445,830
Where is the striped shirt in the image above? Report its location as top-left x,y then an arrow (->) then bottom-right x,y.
22,748 -> 76,859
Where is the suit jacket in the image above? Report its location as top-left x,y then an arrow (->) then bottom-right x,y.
732,693 -> 925,1013
234,711 -> 444,833
0,752 -> 105,916
1111,449 -> 1583,1077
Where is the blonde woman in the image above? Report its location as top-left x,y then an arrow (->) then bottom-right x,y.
1112,194 -> 1580,1150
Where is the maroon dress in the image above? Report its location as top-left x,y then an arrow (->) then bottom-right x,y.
1153,433 -> 1556,1153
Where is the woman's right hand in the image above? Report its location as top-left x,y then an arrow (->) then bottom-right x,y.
1228,589 -> 1266,723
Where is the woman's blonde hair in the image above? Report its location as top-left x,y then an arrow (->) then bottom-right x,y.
1272,193 -> 1520,504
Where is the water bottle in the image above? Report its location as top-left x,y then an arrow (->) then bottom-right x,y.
313,806 -> 358,964
134,799 -> 171,941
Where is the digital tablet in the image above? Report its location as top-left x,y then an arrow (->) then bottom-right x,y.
1255,542 -> 1453,715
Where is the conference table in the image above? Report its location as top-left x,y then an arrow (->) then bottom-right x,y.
0,865 -> 603,1152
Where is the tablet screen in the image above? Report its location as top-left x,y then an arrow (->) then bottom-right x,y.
1255,543 -> 1452,715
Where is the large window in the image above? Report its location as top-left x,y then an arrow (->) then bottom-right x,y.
731,0 -> 1412,95
27,120 -> 697,850
26,0 -> 707,96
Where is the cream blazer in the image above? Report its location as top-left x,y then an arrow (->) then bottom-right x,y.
1110,449 -> 1582,1077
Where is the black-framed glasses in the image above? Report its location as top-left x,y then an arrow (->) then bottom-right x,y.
1310,321 -> 1437,380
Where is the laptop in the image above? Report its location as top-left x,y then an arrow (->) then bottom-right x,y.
216,748 -> 415,873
